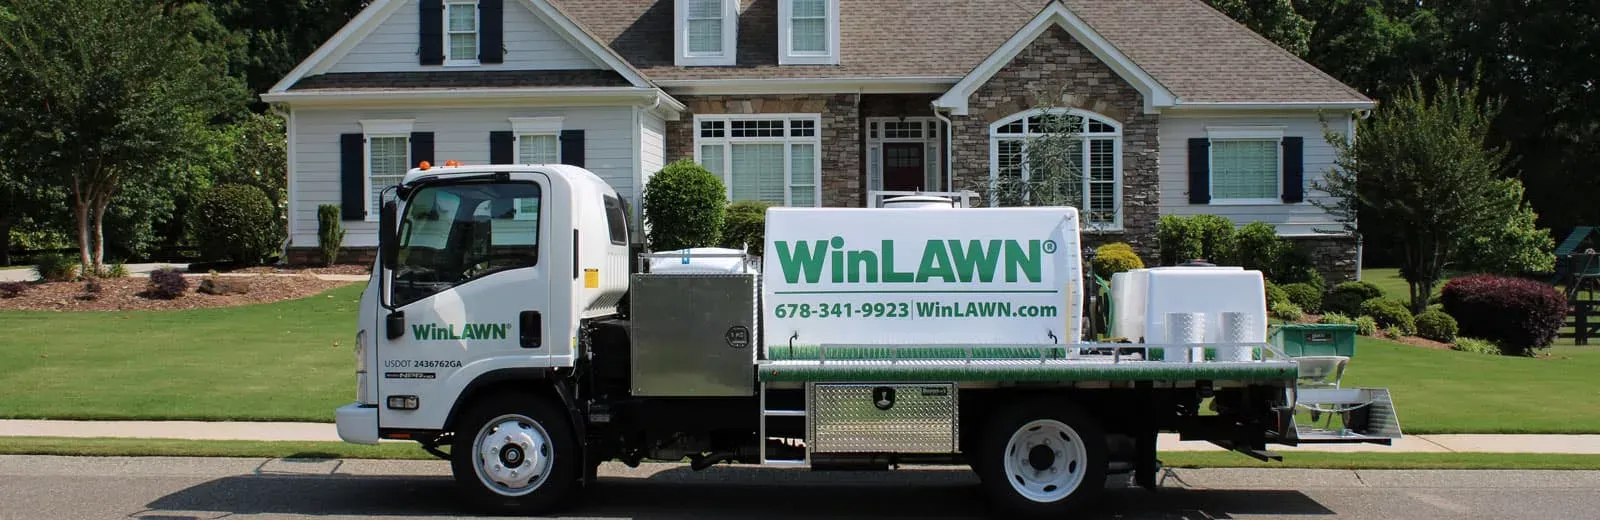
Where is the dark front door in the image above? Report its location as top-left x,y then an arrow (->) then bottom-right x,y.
882,142 -> 925,191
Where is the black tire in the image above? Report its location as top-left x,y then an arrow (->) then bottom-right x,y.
975,398 -> 1108,518
450,393 -> 579,516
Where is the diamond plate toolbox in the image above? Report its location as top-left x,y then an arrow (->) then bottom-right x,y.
807,383 -> 958,453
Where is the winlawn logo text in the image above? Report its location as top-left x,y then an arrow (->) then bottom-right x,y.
773,237 -> 1056,285
411,323 -> 513,341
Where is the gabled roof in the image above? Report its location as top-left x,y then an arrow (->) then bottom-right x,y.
267,0 -> 657,95
552,0 -> 1373,107
290,70 -> 633,90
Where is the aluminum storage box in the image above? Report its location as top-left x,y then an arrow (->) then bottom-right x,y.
807,383 -> 958,453
628,273 -> 758,397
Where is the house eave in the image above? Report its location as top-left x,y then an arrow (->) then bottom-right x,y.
1165,101 -> 1377,112
655,76 -> 961,95
261,87 -> 686,114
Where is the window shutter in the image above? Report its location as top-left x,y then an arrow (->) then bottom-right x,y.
419,0 -> 444,66
560,130 -> 585,168
1187,138 -> 1211,204
339,133 -> 366,221
1281,137 -> 1304,203
489,131 -> 514,164
478,0 -> 504,64
411,132 -> 434,169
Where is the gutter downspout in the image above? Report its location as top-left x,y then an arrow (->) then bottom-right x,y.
932,103 -> 954,193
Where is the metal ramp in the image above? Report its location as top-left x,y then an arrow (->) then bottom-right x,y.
1284,355 -> 1403,444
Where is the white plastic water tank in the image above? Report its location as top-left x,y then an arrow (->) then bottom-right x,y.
1109,266 -> 1256,344
1138,268 -> 1267,352
647,247 -> 755,274
881,195 -> 958,208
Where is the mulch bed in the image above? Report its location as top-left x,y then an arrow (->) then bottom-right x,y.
220,264 -> 371,276
1389,335 -> 1453,350
0,274 -> 356,311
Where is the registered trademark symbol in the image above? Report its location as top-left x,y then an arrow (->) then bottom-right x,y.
1042,240 -> 1058,254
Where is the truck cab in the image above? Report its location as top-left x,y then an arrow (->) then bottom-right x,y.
335,163 -> 1400,519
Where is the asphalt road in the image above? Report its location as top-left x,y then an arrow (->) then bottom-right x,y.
2,455 -> 1597,520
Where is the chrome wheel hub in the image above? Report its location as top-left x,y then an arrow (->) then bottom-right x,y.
473,414 -> 553,496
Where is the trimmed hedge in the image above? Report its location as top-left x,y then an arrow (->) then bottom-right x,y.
1091,242 -> 1144,279
1155,214 -> 1234,265
1281,283 -> 1323,314
1325,280 -> 1384,316
1414,310 -> 1459,343
643,159 -> 726,251
193,184 -> 278,264
719,200 -> 775,257
1230,222 -> 1282,272
1439,274 -> 1566,355
1360,297 -> 1415,335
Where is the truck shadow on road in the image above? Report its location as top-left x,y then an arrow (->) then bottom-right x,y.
142,465 -> 1335,519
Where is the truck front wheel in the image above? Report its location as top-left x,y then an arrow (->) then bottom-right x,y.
451,394 -> 578,515
976,399 -> 1108,518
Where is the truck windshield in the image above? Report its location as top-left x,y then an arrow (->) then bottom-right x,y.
390,181 -> 541,307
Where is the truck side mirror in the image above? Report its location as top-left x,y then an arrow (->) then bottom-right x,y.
380,200 -> 398,270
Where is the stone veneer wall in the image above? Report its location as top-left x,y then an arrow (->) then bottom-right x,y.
285,247 -> 376,266
665,95 -> 862,208
947,25 -> 1161,258
1288,235 -> 1360,284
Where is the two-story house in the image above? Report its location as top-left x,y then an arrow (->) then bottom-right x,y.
264,0 -> 1373,280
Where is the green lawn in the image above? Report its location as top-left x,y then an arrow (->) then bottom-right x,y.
0,283 -> 365,422
4,437 -> 1600,470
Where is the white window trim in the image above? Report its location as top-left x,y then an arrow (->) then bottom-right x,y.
444,1 -> 480,67
692,113 -> 823,207
1206,126 -> 1285,205
509,116 -> 565,163
778,0 -> 840,65
866,117 -> 940,192
359,119 -> 415,223
986,108 -> 1123,231
675,0 -> 738,67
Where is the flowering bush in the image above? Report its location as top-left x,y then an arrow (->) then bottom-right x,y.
1439,274 -> 1566,355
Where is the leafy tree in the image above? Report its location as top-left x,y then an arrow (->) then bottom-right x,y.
1296,0 -> 1447,97
1316,77 -> 1512,313
1206,0 -> 1315,57
204,0 -> 370,107
1454,179 -> 1556,275
0,0 -> 247,273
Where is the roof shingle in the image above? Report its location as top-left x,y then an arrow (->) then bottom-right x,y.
549,0 -> 1369,104
290,70 -> 633,90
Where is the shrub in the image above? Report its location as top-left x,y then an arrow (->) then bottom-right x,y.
1281,283 -> 1323,314
197,272 -> 249,296
1091,242 -> 1144,279
1415,310 -> 1458,342
0,282 -> 27,298
317,204 -> 346,266
193,184 -> 278,264
719,200 -> 775,256
1155,214 -> 1234,265
1264,282 -> 1289,309
643,159 -> 726,251
1230,222 -> 1283,271
33,252 -> 78,282
1439,274 -> 1566,355
1354,316 -> 1378,336
146,268 -> 188,299
78,279 -> 103,301
1318,312 -> 1355,325
1267,246 -> 1324,292
1360,297 -> 1415,335
103,263 -> 129,279
1325,281 -> 1383,316
1271,302 -> 1303,322
1452,337 -> 1502,355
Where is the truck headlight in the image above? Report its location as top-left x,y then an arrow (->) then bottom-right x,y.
356,330 -> 372,405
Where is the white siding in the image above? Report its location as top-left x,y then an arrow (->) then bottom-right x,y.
326,0 -> 599,74
1158,112 -> 1354,236
638,111 -> 667,237
289,106 -> 637,247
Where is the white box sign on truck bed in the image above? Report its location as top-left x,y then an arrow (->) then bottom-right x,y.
762,207 -> 1083,347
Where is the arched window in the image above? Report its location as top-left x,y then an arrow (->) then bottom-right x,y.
989,108 -> 1121,229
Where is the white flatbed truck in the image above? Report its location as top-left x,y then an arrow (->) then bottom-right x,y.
335,163 -> 1401,517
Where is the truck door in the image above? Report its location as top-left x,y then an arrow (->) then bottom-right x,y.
374,176 -> 551,431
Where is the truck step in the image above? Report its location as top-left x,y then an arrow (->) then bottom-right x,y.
762,460 -> 809,467
763,409 -> 806,417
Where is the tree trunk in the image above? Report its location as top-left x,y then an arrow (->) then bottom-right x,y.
74,188 -> 92,277
91,198 -> 107,276
0,215 -> 13,267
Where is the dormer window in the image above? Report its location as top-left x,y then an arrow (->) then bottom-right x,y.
444,1 -> 479,66
780,0 -> 838,65
676,0 -> 737,66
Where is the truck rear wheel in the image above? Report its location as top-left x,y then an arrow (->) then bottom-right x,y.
976,399 -> 1107,518
451,394 -> 578,515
